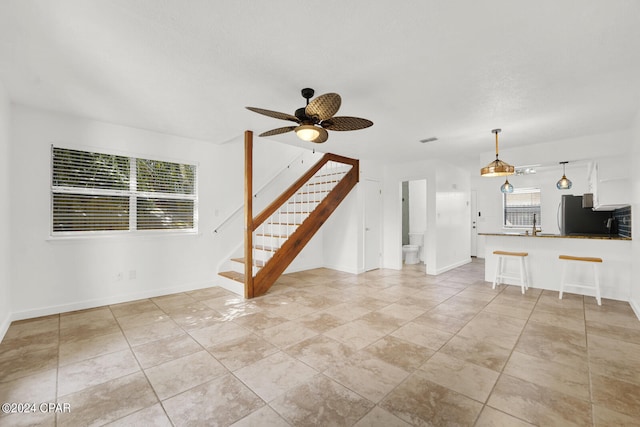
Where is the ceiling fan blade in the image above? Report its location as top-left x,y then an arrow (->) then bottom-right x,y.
321,116 -> 373,131
259,126 -> 296,137
311,128 -> 329,143
246,107 -> 300,123
305,93 -> 341,121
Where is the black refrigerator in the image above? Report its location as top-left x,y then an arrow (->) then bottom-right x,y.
559,195 -> 611,236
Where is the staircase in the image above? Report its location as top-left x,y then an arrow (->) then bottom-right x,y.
217,131 -> 359,298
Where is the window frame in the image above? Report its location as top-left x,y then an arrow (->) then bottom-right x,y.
502,187 -> 541,229
50,144 -> 198,238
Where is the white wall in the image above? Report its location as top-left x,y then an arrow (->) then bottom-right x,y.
0,82 -> 11,339
383,159 -> 471,275
9,105 -> 308,319
408,180 -> 427,235
631,110 -> 640,318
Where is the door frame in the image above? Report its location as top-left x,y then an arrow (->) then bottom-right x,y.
363,179 -> 382,271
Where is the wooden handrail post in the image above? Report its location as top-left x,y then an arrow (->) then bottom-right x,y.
244,130 -> 254,298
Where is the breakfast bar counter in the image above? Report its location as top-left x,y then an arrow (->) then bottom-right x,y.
480,233 -> 632,301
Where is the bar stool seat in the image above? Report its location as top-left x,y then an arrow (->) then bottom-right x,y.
492,251 -> 529,294
558,255 -> 602,305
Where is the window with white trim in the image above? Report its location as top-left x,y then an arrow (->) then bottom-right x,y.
51,146 -> 197,235
503,188 -> 541,228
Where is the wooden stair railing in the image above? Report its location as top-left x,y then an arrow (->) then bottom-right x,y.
241,130 -> 359,298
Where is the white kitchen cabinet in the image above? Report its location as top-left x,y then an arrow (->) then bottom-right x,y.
587,156 -> 631,211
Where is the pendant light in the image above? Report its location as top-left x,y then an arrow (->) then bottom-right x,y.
500,178 -> 514,193
480,129 -> 515,177
556,161 -> 572,190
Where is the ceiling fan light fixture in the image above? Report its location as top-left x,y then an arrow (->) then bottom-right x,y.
481,129 -> 515,177
295,124 -> 320,142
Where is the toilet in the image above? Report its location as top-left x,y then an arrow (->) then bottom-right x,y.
403,232 -> 424,264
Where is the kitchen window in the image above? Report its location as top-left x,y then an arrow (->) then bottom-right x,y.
503,188 -> 541,228
51,146 -> 197,236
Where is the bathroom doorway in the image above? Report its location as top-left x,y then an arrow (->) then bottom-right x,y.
401,179 -> 427,269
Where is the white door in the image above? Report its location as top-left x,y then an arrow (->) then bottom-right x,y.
470,190 -> 478,257
364,179 -> 382,271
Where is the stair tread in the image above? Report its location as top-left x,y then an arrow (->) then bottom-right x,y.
231,258 -> 265,267
219,271 -> 245,283
254,244 -> 279,251
256,233 -> 288,238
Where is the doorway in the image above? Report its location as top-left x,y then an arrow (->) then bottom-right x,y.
401,179 -> 427,269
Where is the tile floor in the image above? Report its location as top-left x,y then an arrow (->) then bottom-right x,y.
1,259 -> 640,426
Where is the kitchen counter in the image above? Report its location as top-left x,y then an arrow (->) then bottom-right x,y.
480,232 -> 631,240
482,233 -> 631,301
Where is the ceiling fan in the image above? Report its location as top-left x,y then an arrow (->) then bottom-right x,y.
246,88 -> 373,143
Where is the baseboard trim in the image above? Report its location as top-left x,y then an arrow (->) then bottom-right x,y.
0,310 -> 11,343
11,280 -> 217,322
630,298 -> 640,321
428,258 -> 472,275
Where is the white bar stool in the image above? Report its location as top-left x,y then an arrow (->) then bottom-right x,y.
558,255 -> 602,305
492,251 -> 529,294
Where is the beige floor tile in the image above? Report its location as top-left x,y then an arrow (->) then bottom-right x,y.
588,334 -> 640,386
57,348 -> 140,396
230,405 -> 290,427
132,333 -> 201,369
170,307 -> 229,331
419,352 -> 500,402
0,329 -> 59,361
297,311 -> 346,333
231,311 -> 290,331
380,371 -> 483,426
201,293 -> 247,310
324,319 -> 389,350
587,319 -> 640,345
109,299 -> 159,318
503,351 -> 590,400
487,374 -> 592,426
0,346 -> 58,382
59,316 -> 121,344
483,296 -> 536,320
163,374 -> 263,426
207,333 -> 279,371
144,350 -> 227,400
411,311 -> 469,334
2,315 -> 59,342
0,369 -> 57,403
439,334 -> 513,371
270,374 -> 375,426
189,320 -> 252,348
262,301 -> 318,320
475,406 -> 534,426
377,302 -> 428,323
585,301 -> 640,330
592,404 -> 640,426
427,300 -> 484,322
0,409 -> 56,427
151,293 -> 198,311
120,318 -> 183,347
515,320 -> 587,370
115,308 -> 170,329
358,310 -> 405,333
322,303 -> 373,322
59,331 -> 129,366
591,373 -> 640,418
186,285 -> 235,300
57,372 -> 157,426
234,351 -> 318,402
285,335 -> 356,372
457,311 -> 526,349
353,406 -> 411,427
324,352 -> 410,403
60,307 -> 115,329
363,335 -> 434,372
259,320 -> 318,348
391,322 -> 453,351
105,403 -> 172,427
529,304 -> 586,332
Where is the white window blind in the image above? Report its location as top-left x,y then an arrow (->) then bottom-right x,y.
51,146 -> 197,235
503,188 -> 541,228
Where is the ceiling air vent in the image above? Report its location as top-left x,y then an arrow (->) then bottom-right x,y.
420,137 -> 438,143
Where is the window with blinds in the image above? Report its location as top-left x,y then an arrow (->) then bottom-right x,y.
51,146 -> 197,235
503,188 -> 541,228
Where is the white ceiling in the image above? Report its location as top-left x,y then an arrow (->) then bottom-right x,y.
1,1 -> 639,165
